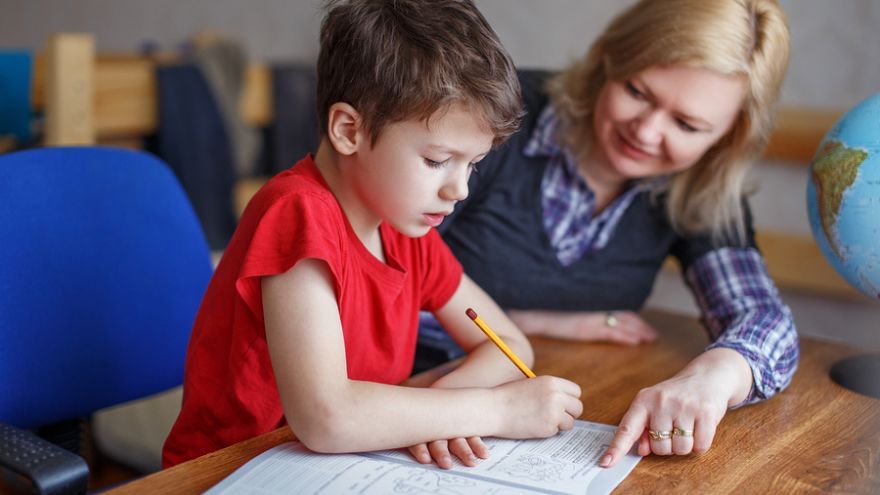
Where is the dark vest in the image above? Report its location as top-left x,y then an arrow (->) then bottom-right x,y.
439,70 -> 755,311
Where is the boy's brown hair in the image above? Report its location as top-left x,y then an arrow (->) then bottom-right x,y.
317,0 -> 522,146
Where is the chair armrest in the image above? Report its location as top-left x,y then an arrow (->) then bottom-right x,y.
0,422 -> 89,495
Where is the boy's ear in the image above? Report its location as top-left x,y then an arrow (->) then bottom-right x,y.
326,102 -> 365,156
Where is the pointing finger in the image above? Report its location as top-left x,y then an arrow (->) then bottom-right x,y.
600,406 -> 648,468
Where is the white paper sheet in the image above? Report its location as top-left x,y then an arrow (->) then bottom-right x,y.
206,420 -> 640,495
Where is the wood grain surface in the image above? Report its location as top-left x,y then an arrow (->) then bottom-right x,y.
104,310 -> 879,494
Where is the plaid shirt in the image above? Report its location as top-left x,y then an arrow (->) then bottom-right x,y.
523,106 -> 646,265
524,105 -> 798,404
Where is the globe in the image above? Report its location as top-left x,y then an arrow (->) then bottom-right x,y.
806,92 -> 880,399
807,92 -> 880,300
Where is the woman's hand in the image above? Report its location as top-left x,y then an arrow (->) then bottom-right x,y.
599,348 -> 753,467
509,309 -> 658,345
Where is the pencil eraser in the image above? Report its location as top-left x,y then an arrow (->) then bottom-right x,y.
465,308 -> 477,320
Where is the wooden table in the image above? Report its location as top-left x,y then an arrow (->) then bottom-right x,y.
105,310 -> 880,494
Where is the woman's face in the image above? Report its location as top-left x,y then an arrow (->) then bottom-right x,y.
589,65 -> 745,183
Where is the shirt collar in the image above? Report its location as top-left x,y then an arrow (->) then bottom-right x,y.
523,104 -> 563,159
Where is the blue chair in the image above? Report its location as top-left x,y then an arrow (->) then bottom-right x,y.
0,147 -> 213,494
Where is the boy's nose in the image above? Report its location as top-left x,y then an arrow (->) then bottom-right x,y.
441,166 -> 470,201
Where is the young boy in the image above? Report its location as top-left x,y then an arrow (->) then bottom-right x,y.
163,0 -> 582,469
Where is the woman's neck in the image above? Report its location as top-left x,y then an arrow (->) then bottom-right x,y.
576,154 -> 627,214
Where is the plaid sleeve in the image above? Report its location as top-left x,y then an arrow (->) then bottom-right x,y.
686,247 -> 800,407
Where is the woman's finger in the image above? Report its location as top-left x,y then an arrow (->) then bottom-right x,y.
600,405 -> 648,467
602,312 -> 658,345
671,419 -> 695,455
606,327 -> 643,346
648,416 -> 673,456
620,312 -> 659,341
638,429 -> 652,456
694,413 -> 719,454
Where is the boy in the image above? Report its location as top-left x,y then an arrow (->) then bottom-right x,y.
163,0 -> 582,469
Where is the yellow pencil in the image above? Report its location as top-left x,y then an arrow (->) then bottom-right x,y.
466,308 -> 536,378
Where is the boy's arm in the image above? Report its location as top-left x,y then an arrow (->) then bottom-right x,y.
430,274 -> 535,388
263,259 -> 580,454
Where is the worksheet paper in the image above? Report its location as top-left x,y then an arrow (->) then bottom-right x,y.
206,420 -> 640,495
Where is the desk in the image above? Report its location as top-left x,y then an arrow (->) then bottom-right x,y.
105,310 -> 879,494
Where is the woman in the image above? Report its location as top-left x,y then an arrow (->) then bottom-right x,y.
426,0 -> 799,467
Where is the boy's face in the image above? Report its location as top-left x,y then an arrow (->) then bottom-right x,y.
349,103 -> 493,237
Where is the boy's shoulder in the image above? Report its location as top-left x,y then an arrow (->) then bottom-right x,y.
227,155 -> 353,273
252,156 -> 336,210
260,155 -> 329,196
240,155 -> 345,235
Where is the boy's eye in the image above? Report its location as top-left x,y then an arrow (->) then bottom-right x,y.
424,158 -> 449,169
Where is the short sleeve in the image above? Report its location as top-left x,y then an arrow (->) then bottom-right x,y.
417,228 -> 463,312
234,190 -> 346,322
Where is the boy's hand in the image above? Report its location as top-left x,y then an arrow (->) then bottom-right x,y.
406,376 -> 581,467
494,376 -> 583,438
408,436 -> 489,469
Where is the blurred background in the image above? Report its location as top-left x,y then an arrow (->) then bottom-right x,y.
7,0 -> 873,343
1,0 -> 877,107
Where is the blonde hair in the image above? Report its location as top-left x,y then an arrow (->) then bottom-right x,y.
547,0 -> 790,242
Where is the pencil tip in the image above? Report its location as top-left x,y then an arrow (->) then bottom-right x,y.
465,308 -> 477,320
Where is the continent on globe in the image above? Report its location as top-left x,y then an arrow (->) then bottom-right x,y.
810,139 -> 868,259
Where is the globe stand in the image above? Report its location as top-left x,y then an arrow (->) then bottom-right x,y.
829,354 -> 880,399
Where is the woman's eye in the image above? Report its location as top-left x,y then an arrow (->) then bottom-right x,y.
625,81 -> 644,98
676,119 -> 698,132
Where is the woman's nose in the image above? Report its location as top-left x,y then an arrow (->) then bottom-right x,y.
631,110 -> 663,146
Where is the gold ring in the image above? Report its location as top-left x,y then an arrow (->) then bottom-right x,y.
673,427 -> 694,437
605,312 -> 619,327
648,429 -> 672,440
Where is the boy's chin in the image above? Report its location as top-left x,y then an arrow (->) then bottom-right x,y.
393,222 -> 433,238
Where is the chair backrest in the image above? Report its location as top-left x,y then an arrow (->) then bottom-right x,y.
0,147 -> 212,429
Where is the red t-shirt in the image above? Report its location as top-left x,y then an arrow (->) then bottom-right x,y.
162,155 -> 463,467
